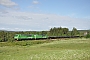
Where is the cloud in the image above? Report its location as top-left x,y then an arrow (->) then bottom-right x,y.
0,11 -> 90,31
0,0 -> 18,7
0,9 -> 9,14
32,0 -> 39,4
28,0 -> 40,12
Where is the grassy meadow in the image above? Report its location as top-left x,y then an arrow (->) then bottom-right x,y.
0,38 -> 90,60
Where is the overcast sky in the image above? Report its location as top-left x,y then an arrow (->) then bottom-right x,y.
0,0 -> 90,31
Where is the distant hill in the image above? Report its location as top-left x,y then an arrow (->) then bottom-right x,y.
0,30 -> 16,32
78,30 -> 89,33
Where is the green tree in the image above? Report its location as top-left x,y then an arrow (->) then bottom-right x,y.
41,31 -> 47,35
0,31 -> 7,42
63,28 -> 69,35
49,27 -> 69,36
71,27 -> 79,36
7,32 -> 15,42
85,30 -> 90,38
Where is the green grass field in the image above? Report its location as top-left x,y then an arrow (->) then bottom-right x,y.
0,38 -> 90,60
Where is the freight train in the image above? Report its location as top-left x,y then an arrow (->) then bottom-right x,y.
14,34 -> 82,40
14,34 -> 48,40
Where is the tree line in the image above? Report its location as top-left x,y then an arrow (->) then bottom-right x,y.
0,27 -> 90,42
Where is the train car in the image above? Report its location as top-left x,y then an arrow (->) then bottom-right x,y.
14,34 -> 82,41
14,34 -> 48,40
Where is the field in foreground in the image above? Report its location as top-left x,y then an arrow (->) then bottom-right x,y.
0,38 -> 90,60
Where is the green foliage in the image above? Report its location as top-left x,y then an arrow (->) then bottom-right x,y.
85,34 -> 90,38
71,27 -> 79,36
15,40 -> 50,46
0,40 -> 53,47
0,31 -> 7,42
85,31 -> 90,38
49,27 -> 69,36
0,27 -> 88,42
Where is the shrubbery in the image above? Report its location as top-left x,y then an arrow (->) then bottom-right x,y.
85,31 -> 90,38
15,40 -> 52,46
0,40 -> 53,47
85,34 -> 90,38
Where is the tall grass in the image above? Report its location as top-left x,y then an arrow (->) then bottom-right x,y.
0,40 -> 53,46
0,38 -> 90,60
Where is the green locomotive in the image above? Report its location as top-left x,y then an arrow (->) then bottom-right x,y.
14,34 -> 48,40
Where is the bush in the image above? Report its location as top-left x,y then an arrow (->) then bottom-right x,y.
14,40 -> 52,46
85,34 -> 90,38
